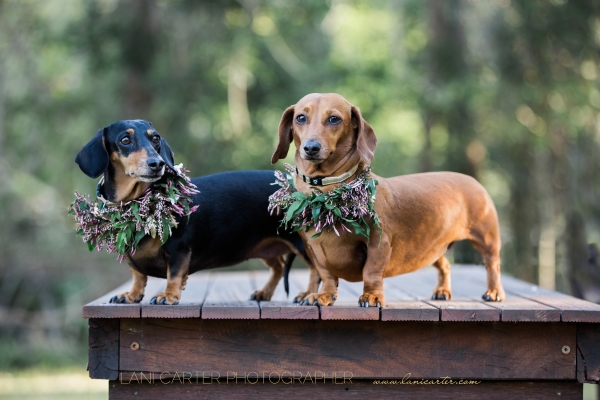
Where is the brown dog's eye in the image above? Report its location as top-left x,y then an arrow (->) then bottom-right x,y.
328,115 -> 342,125
120,137 -> 131,145
295,114 -> 307,125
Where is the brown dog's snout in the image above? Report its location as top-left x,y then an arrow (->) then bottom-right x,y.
147,157 -> 165,172
303,140 -> 321,156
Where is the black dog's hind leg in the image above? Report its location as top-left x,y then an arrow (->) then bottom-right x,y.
151,251 -> 191,305
110,266 -> 147,304
250,255 -> 285,301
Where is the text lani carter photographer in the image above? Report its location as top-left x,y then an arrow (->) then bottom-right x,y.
120,372 -> 481,385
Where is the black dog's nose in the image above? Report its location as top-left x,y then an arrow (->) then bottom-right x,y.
147,158 -> 165,172
303,140 -> 321,156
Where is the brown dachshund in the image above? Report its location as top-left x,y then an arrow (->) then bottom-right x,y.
271,93 -> 505,307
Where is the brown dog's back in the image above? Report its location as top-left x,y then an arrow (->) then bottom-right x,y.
377,171 -> 499,278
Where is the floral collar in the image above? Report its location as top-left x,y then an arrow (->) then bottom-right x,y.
268,164 -> 382,240
68,164 -> 199,261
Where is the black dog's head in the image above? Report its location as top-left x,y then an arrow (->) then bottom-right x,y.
75,119 -> 174,181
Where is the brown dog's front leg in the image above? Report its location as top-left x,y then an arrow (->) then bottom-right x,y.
299,265 -> 338,306
294,263 -> 322,303
110,266 -> 147,303
359,234 -> 392,307
151,251 -> 191,305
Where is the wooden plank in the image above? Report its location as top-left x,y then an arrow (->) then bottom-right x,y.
119,319 -> 576,380
88,318 -> 119,380
577,323 -> 600,383
201,272 -> 260,319
258,270 -> 319,320
109,379 -> 583,399
141,273 -> 210,318
82,281 -> 140,319
387,271 -> 499,322
320,279 -> 379,320
450,269 -> 561,322
381,280 -> 440,321
456,265 -> 600,323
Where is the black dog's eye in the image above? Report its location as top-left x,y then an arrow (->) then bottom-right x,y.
328,115 -> 342,125
295,114 -> 307,124
152,135 -> 160,144
120,137 -> 131,145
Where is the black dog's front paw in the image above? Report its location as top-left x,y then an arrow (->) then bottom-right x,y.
150,293 -> 179,305
109,292 -> 144,304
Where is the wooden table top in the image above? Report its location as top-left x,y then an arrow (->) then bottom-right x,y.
82,265 -> 600,323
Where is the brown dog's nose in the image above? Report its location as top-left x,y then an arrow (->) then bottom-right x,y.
303,140 -> 321,156
147,158 -> 165,172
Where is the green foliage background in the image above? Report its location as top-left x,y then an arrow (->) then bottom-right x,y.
0,0 -> 599,370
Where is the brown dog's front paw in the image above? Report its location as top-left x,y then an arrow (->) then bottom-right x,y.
358,293 -> 384,307
431,288 -> 452,301
298,293 -> 337,306
482,288 -> 505,302
110,291 -> 144,304
150,292 -> 180,305
249,290 -> 273,302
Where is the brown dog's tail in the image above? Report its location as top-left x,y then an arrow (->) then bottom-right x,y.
283,253 -> 296,297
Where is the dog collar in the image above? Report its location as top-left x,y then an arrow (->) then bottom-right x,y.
295,163 -> 360,186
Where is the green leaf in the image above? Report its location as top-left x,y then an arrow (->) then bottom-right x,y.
285,199 -> 306,223
291,191 -> 307,201
312,206 -> 321,223
87,241 -> 95,252
134,230 -> 146,246
310,231 -> 322,239
131,202 -> 141,222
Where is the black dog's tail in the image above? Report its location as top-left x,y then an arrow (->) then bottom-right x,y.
283,253 -> 296,297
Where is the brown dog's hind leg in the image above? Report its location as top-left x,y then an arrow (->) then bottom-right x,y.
110,266 -> 147,303
431,256 -> 452,300
470,236 -> 505,302
250,256 -> 285,301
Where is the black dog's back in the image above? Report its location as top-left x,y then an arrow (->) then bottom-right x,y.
163,170 -> 305,274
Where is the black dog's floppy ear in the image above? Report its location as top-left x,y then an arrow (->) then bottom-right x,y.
351,105 -> 377,165
159,138 -> 175,169
75,128 -> 109,178
271,105 -> 295,164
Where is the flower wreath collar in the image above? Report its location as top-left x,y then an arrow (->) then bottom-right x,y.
268,163 -> 382,240
68,164 -> 199,261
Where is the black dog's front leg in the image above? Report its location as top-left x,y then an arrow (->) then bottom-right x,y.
150,250 -> 191,305
110,266 -> 147,303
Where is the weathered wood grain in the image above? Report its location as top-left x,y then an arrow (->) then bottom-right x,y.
202,272 -> 259,319
119,319 -> 576,380
381,280 -> 439,321
449,271 -> 561,322
108,379 -> 583,400
387,272 -> 499,321
257,269 -> 319,320
141,274 -> 210,318
577,323 -> 600,383
89,318 -> 119,380
83,281 -> 140,319
455,266 -> 600,323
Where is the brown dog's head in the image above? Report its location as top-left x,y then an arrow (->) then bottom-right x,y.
271,93 -> 377,171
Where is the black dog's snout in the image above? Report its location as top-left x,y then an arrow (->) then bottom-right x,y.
303,140 -> 321,156
147,158 -> 165,172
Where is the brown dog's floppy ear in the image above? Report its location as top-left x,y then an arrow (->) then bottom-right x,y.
75,128 -> 109,179
271,105 -> 295,164
351,106 -> 377,165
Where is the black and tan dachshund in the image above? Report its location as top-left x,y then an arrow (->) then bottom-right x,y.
75,119 -> 320,305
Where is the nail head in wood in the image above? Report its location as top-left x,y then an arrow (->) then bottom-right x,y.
561,345 -> 570,354
130,342 -> 140,351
